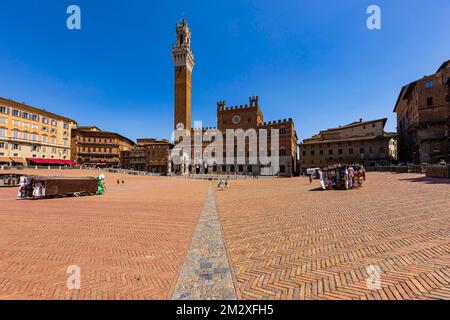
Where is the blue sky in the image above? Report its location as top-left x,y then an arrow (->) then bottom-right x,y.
0,0 -> 449,141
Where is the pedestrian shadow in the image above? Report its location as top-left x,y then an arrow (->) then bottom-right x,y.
399,176 -> 450,185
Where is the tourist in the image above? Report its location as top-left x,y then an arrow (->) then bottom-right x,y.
309,175 -> 313,184
348,166 -> 354,189
344,166 -> 349,190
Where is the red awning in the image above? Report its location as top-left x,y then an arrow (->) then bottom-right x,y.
27,158 -> 79,166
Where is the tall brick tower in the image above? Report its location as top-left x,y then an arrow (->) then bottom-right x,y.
172,19 -> 194,132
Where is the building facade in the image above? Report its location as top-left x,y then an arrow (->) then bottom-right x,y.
120,138 -> 171,173
298,118 -> 396,171
0,97 -> 76,166
394,60 -> 450,164
71,126 -> 135,167
170,19 -> 298,176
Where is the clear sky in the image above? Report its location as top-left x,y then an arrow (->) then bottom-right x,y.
0,0 -> 449,142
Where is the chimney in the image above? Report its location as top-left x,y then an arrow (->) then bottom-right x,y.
359,118 -> 363,123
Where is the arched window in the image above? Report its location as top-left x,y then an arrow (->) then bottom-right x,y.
280,126 -> 286,135
280,147 -> 286,156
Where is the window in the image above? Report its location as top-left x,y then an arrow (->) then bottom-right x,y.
32,146 -> 38,152
42,117 -> 49,124
0,142 -> 5,149
51,120 -> 57,126
328,149 -> 333,155
280,147 -> 286,156
427,97 -> 433,106
12,130 -> 19,139
425,80 -> 433,88
42,136 -> 47,143
0,106 -> 8,114
52,147 -> 57,153
319,150 -> 323,155
446,95 -> 450,102
349,148 -> 354,155
280,127 -> 286,135
42,126 -> 48,132
0,129 -> 6,137
360,147 -> 365,154
0,117 -> 6,124
32,134 -> 38,141
32,124 -> 38,130
12,109 -> 20,117
63,123 -> 70,129
32,114 -> 39,122
22,132 -> 28,140
22,122 -> 29,128
443,76 -> 449,85
13,144 -> 19,150
51,137 -> 56,145
310,150 -> 315,156
13,120 -> 19,126
338,149 -> 343,155
302,151 -> 306,156
22,112 -> 29,119
372,123 -> 376,127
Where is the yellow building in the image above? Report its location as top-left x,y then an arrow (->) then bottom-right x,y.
0,97 -> 77,166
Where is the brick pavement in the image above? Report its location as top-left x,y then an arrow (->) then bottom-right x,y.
214,173 -> 450,300
0,169 -> 209,299
0,170 -> 449,300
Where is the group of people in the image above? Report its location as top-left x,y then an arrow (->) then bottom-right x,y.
17,176 -> 44,199
309,164 -> 366,190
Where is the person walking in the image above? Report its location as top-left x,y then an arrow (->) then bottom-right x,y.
309,175 -> 313,184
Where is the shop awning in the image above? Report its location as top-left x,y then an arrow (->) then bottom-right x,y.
27,158 -> 79,166
0,157 -> 12,163
10,157 -> 27,164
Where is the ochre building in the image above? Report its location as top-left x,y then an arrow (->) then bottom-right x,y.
0,97 -> 76,166
298,118 -> 396,171
71,126 -> 135,167
394,59 -> 449,164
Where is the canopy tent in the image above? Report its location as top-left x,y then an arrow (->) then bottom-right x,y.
27,158 -> 79,166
